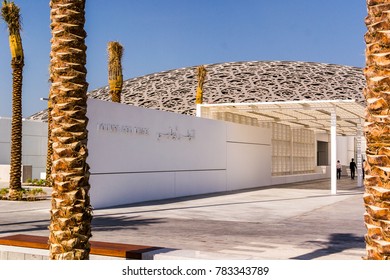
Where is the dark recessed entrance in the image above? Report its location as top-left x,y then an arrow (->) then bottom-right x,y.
317,141 -> 328,166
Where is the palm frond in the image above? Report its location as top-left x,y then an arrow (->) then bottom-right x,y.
108,41 -> 123,61
1,1 -> 22,35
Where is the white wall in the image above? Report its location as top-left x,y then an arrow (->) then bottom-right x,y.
0,118 -> 47,180
337,135 -> 366,165
87,99 -> 272,208
336,136 -> 349,166
87,101 -> 227,173
226,124 -> 272,190
0,119 -> 11,165
0,101 -> 365,206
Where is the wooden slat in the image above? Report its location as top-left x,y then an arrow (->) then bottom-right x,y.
0,234 -> 161,259
0,234 -> 48,250
89,240 -> 162,259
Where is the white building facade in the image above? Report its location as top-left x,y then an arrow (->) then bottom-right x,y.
0,118 -> 47,184
1,97 -> 365,208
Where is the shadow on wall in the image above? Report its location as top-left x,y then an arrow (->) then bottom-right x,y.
290,233 -> 365,260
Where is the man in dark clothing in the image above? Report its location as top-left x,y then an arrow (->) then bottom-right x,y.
350,158 -> 357,180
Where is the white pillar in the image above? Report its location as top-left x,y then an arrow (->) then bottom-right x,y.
290,128 -> 293,175
196,104 -> 202,117
331,108 -> 337,195
356,121 -> 363,187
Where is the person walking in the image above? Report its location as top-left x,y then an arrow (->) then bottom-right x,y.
336,160 -> 342,180
350,158 -> 357,180
362,159 -> 366,180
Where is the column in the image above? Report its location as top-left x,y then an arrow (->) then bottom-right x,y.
331,107 -> 337,195
196,104 -> 202,117
290,127 -> 293,175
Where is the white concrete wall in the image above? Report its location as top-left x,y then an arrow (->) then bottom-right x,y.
0,118 -> 11,165
347,136 -> 355,162
86,99 -> 272,208
317,133 -> 366,167
337,135 -> 366,165
0,165 -> 32,184
0,245 -> 123,260
271,172 -> 329,185
226,123 -> 272,190
0,118 -> 47,181
336,136 -> 349,166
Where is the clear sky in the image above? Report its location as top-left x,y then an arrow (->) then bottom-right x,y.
0,0 -> 367,118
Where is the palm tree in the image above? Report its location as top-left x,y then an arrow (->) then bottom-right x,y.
45,98 -> 53,187
107,41 -> 124,103
363,0 -> 390,260
195,65 -> 207,104
48,0 -> 92,260
1,0 -> 24,200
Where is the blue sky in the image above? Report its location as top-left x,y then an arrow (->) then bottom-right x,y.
0,0 -> 367,117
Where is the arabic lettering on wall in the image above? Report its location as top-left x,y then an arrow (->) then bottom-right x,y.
97,123 -> 195,141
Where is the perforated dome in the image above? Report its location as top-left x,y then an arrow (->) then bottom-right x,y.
29,61 -> 365,121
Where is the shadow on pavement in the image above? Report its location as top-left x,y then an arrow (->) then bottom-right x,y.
0,216 -> 165,236
290,233 -> 365,260
0,219 -> 48,235
92,215 -> 165,232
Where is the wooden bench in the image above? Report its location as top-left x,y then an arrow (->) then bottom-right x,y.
0,234 -> 163,259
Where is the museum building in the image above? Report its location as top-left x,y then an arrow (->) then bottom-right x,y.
1,61 -> 366,207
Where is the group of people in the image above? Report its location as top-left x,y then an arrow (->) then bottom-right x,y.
336,158 -> 365,180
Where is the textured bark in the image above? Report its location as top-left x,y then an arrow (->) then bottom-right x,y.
110,90 -> 121,103
45,100 -> 53,187
8,63 -> 23,198
195,65 -> 206,104
48,0 -> 92,260
107,41 -> 123,103
363,0 -> 390,260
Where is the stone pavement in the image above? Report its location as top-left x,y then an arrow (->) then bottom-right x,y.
0,177 -> 366,259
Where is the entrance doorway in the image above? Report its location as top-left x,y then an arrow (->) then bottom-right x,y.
317,141 -> 328,166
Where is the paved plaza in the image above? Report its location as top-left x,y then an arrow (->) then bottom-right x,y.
0,177 -> 366,259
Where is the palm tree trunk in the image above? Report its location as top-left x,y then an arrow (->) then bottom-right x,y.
363,0 -> 390,260
1,1 -> 24,200
8,63 -> 23,198
48,0 -> 92,260
195,65 -> 206,104
108,41 -> 123,103
45,99 -> 53,187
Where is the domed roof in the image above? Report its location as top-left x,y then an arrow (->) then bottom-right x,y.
29,61 -> 365,121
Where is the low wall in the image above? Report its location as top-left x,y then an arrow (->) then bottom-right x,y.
0,245 -> 246,260
87,99 -> 272,208
271,173 -> 329,186
0,234 -> 162,260
271,165 -> 330,186
0,245 -> 147,260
